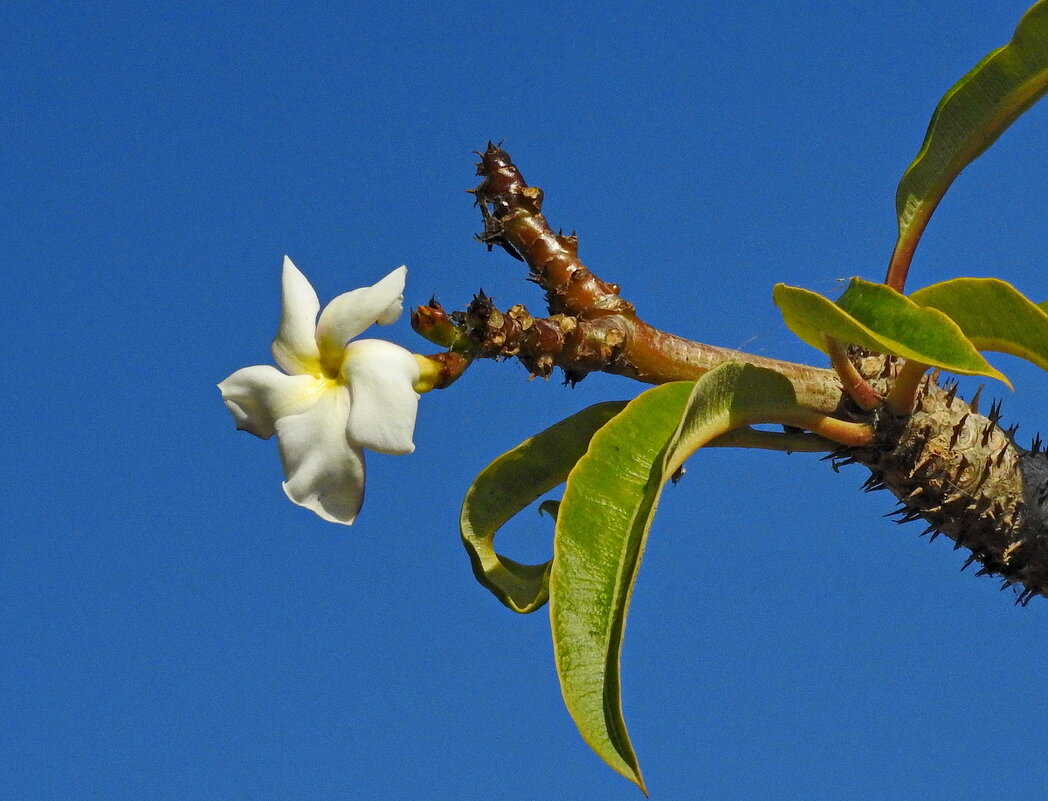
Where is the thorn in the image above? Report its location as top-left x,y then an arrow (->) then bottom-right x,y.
949,414 -> 969,449
975,455 -> 993,488
961,554 -> 979,571
912,458 -> 935,480
885,504 -> 923,524
981,422 -> 994,447
969,386 -> 983,413
1032,432 -> 1043,453
1019,588 -> 1039,606
945,383 -> 959,404
920,523 -> 938,537
928,530 -> 941,542
995,445 -> 1010,467
973,496 -> 993,514
862,474 -> 886,492
988,398 -> 1003,423
974,565 -> 996,577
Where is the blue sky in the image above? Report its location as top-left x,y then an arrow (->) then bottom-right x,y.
5,2 -> 1048,799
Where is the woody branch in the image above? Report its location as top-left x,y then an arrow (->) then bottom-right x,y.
411,143 -> 1048,603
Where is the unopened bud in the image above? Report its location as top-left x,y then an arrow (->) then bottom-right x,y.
413,352 -> 470,393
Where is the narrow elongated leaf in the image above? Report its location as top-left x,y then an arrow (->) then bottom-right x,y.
773,278 -> 1009,385
460,401 -> 625,614
550,363 -> 821,792
910,277 -> 1048,372
888,0 -> 1048,288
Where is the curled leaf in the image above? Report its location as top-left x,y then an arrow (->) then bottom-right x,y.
550,363 -> 834,793
911,277 -> 1048,372
460,401 -> 625,614
774,278 -> 1009,386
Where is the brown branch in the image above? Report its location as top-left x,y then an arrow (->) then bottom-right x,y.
420,143 -> 1048,603
467,143 -> 845,413
412,294 -> 624,384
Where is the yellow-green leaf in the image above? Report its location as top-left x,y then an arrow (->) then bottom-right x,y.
910,277 -> 1048,372
773,278 -> 1009,386
460,401 -> 625,614
550,363 -> 825,793
888,0 -> 1048,288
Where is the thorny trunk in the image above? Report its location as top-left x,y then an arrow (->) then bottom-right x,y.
413,144 -> 1048,604
845,357 -> 1048,604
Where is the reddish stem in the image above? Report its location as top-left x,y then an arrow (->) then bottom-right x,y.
825,336 -> 882,411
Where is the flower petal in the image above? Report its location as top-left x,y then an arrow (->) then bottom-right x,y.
217,365 -> 323,439
271,256 -> 322,375
315,266 -> 407,366
275,386 -> 365,525
342,339 -> 420,455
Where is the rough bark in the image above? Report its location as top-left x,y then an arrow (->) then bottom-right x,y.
844,359 -> 1048,604
413,144 -> 1048,603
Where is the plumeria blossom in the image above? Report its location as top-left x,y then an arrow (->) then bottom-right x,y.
219,256 -> 422,525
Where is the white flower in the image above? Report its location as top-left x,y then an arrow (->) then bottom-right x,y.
219,256 -> 421,525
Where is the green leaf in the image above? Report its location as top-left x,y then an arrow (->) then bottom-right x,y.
910,277 -> 1048,372
550,363 -> 817,792
773,278 -> 1009,386
460,401 -> 625,614
889,0 -> 1048,286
